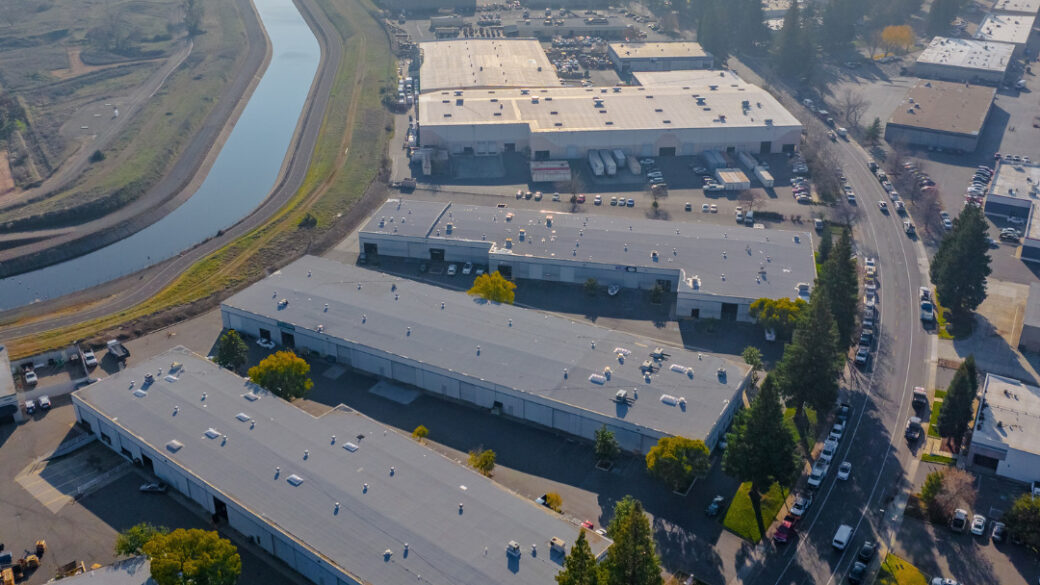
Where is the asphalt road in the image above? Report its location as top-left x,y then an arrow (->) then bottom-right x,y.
0,0 -> 343,338
727,60 -> 938,584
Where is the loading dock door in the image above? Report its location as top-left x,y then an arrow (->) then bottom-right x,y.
430,248 -> 445,262
658,147 -> 676,157
281,332 -> 296,348
720,303 -> 738,321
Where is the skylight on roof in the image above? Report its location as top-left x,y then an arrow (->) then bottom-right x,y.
343,442 -> 359,452
286,474 -> 305,486
204,428 -> 221,439
236,413 -> 251,422
166,440 -> 183,453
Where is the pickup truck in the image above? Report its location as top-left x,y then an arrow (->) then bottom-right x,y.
107,340 -> 130,362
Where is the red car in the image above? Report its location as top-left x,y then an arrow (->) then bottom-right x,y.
581,520 -> 594,530
773,519 -> 796,544
576,194 -> 586,204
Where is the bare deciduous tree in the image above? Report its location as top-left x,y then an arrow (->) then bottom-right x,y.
838,88 -> 868,130
738,189 -> 765,212
932,468 -> 977,520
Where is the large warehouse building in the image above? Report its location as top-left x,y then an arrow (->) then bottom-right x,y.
607,42 -> 714,73
418,40 -> 561,93
975,12 -> 1036,55
884,80 -> 995,152
359,200 -> 816,321
74,347 -> 610,585
992,0 -> 1040,14
221,256 -> 751,453
967,374 -> 1040,485
418,82 -> 803,159
914,37 -> 1014,84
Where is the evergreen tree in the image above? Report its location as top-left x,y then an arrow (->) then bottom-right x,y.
556,530 -> 601,585
215,329 -> 249,372
930,206 -> 991,316
820,0 -> 855,53
865,117 -> 883,144
936,356 -> 978,444
602,497 -> 663,585
776,290 -> 843,417
927,0 -> 960,36
697,0 -> 731,62
722,375 -> 799,539
818,229 -> 859,347
1003,493 -> 1040,554
731,0 -> 767,50
595,425 -> 621,463
773,2 -> 804,78
818,227 -> 833,263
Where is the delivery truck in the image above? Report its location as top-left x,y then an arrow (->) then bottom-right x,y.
588,150 -> 604,176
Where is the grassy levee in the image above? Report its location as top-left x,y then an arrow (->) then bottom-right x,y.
0,0 -> 250,226
7,0 -> 394,359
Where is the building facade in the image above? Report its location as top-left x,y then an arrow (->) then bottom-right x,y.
607,42 -> 715,73
967,374 -> 1040,485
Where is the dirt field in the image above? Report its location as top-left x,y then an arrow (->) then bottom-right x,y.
49,47 -> 164,80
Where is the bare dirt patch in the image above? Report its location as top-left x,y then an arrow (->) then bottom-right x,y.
50,47 -> 162,80
0,150 -> 15,196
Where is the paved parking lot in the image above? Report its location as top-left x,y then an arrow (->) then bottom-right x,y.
894,465 -> 1040,585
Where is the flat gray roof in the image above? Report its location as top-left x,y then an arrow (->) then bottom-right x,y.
363,200 -> 817,301
0,346 -> 15,402
58,558 -> 154,585
631,69 -> 747,87
975,374 -> 1040,455
419,40 -> 561,93
976,12 -> 1036,44
916,37 -> 1015,73
993,0 -> 1040,15
1025,282 -> 1040,329
418,82 -> 802,132
608,41 -> 710,60
75,347 -> 610,585
887,80 -> 995,136
223,256 -> 750,441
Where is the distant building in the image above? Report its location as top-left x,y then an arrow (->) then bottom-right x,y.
983,161 -> 1040,261
761,0 -> 793,19
967,374 -> 1040,484
74,347 -> 611,585
222,257 -> 752,453
418,40 -> 561,93
975,12 -> 1036,56
992,0 -> 1040,15
501,16 -> 628,39
1019,283 -> 1040,352
884,80 -> 995,152
607,42 -> 714,73
0,346 -> 19,424
358,200 -> 816,321
56,557 -> 153,585
914,37 -> 1014,84
373,0 -> 476,14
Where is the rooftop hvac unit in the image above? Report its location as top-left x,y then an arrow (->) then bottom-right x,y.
615,390 -> 628,403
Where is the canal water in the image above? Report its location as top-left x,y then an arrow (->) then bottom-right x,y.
0,0 -> 320,310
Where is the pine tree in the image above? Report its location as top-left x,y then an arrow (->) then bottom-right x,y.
773,2 -> 804,78
930,206 -> 991,316
936,356 -> 978,444
722,375 -> 799,539
697,0 -> 731,63
927,0 -> 960,36
602,497 -> 663,585
865,117 -> 883,144
556,530 -> 600,585
776,290 -> 843,417
818,229 -> 859,347
818,227 -> 833,263
215,329 -> 249,372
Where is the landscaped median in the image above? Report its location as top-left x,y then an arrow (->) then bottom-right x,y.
876,553 -> 929,585
722,482 -> 786,543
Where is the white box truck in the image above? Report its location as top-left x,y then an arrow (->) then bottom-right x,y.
612,149 -> 627,168
754,166 -> 774,188
738,151 -> 757,169
588,150 -> 605,176
599,150 -> 617,176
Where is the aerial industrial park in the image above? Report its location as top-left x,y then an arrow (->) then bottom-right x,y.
1,0 -> 1040,584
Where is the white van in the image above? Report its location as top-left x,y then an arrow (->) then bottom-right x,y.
833,524 -> 854,550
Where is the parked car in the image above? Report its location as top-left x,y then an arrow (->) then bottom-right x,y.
773,519 -> 796,544
905,417 -> 923,441
24,368 -> 38,386
855,346 -> 869,366
829,422 -> 845,442
847,562 -> 867,584
83,349 -> 98,368
38,395 -> 51,410
790,493 -> 813,517
25,399 -> 37,415
256,337 -> 276,349
576,194 -> 586,204
878,201 -> 888,213
820,440 -> 839,463
594,195 -> 602,205
951,508 -> 969,532
991,521 -> 1007,542
970,514 -> 987,536
857,541 -> 877,563
807,462 -> 829,488
921,300 -> 935,322
446,263 -> 458,276
462,262 -> 473,275
626,198 -> 635,207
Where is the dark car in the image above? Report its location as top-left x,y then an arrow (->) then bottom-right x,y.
848,562 -> 867,584
139,482 -> 169,494
991,521 -> 1007,543
905,417 -> 922,441
857,541 -> 877,563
